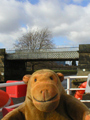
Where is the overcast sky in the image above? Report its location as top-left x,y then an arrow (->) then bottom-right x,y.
0,0 -> 90,49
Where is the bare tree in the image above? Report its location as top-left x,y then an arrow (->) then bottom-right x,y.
14,28 -> 54,72
14,28 -> 54,51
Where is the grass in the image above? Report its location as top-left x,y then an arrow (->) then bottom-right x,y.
26,69 -> 77,75
52,70 -> 77,75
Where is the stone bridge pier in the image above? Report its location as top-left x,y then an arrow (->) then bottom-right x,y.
77,44 -> 90,76
0,49 -> 26,82
0,49 -> 5,82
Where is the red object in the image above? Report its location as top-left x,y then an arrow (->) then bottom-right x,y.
0,90 -> 14,108
6,80 -> 27,98
2,108 -> 14,117
74,82 -> 87,100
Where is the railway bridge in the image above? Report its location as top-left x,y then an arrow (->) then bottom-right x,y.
6,47 -> 79,61
0,44 -> 90,81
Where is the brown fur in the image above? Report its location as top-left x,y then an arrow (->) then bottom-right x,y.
2,69 -> 90,120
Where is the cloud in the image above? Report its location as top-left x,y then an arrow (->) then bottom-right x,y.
0,0 -> 90,49
0,0 -> 23,33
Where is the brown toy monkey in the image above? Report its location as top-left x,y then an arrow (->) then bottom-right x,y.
2,69 -> 90,120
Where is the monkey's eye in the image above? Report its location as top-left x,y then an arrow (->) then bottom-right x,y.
50,76 -> 53,80
34,78 -> 37,82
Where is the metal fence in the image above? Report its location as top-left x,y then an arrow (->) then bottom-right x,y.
6,47 -> 79,53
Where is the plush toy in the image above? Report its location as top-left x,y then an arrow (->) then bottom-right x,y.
2,69 -> 90,120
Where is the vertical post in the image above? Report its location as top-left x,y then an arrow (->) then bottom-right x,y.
67,77 -> 70,95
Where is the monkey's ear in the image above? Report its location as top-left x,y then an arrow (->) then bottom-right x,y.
57,73 -> 64,82
23,75 -> 31,84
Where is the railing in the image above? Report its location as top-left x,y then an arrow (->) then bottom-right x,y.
6,47 -> 79,53
0,75 -> 90,113
0,81 -> 25,112
64,76 -> 90,103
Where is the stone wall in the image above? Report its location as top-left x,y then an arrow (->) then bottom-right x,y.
77,44 -> 90,76
0,49 -> 5,82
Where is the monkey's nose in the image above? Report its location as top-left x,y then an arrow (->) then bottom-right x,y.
41,90 -> 48,101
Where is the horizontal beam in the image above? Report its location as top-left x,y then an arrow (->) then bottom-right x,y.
0,102 -> 23,112
0,81 -> 25,88
6,51 -> 79,60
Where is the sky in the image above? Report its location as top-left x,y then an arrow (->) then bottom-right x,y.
0,0 -> 90,49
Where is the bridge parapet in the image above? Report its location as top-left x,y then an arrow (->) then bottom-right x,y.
6,51 -> 79,60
